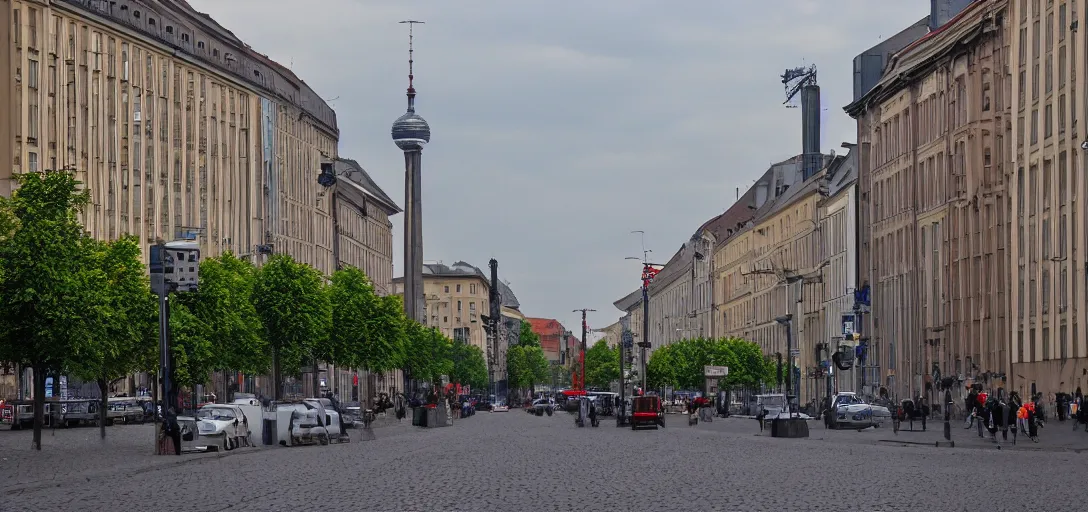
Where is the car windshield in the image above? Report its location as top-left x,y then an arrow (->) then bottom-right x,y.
197,407 -> 236,420
759,396 -> 785,408
837,395 -> 863,405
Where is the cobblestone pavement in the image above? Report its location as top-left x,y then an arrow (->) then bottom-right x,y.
3,409 -> 1086,511
706,414 -> 1088,452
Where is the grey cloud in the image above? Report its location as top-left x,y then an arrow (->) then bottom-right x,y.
187,0 -> 927,332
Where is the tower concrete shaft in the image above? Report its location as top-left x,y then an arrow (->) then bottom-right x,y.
403,150 -> 425,323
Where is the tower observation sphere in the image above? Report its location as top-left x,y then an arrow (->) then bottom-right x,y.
391,110 -> 431,151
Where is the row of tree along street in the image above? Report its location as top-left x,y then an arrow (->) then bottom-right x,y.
571,336 -> 776,396
0,170 -> 487,450
645,337 -> 777,393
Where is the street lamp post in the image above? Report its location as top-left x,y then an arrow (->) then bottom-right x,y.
627,253 -> 660,394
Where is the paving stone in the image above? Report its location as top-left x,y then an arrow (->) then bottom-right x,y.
3,410 -> 1086,510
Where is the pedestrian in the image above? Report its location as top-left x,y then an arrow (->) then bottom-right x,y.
756,407 -> 767,432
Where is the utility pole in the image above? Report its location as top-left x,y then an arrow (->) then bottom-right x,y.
572,309 -> 596,391
627,232 -> 660,395
487,259 -> 500,402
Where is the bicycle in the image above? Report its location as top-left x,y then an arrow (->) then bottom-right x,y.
361,408 -> 376,429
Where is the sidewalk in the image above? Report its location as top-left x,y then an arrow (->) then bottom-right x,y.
0,416 -> 413,493
869,418 -> 1088,452
698,416 -> 1088,453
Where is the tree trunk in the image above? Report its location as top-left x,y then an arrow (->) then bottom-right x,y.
97,378 -> 108,440
272,347 -> 282,401
311,357 -> 320,398
31,365 -> 45,451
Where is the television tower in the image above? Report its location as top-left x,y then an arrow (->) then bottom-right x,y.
392,20 -> 431,323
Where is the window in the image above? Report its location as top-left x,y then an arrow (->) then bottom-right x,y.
134,10 -> 140,18
253,69 -> 261,78
197,41 -> 205,50
1032,109 -> 1039,144
457,300 -> 462,311
166,25 -> 173,34
444,285 -> 449,293
1033,20 -> 1041,58
212,49 -> 219,58
1060,94 -> 1067,133
27,59 -> 38,89
148,17 -> 155,26
469,302 -> 476,312
1060,3 -> 1068,40
1060,46 -> 1067,87
1046,55 -> 1053,94
1033,62 -> 1041,100
182,34 -> 189,43
469,284 -> 476,294
1045,104 -> 1053,138
28,152 -> 38,172
456,284 -> 462,293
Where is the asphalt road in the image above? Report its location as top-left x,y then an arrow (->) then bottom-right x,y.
3,410 -> 1086,511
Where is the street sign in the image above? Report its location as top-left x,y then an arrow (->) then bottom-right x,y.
842,314 -> 855,337
703,365 -> 728,377
621,331 -> 634,348
789,349 -> 801,357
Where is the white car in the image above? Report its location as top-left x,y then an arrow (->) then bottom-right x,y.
195,404 -> 251,451
491,402 -> 510,412
825,392 -> 891,429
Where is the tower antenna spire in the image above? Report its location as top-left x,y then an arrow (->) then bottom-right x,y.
399,20 -> 424,112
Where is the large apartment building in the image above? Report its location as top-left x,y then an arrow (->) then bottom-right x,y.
2,0 -> 346,270
1,0 -> 399,401
1008,0 -> 1088,395
393,261 -> 492,355
846,0 -> 1012,400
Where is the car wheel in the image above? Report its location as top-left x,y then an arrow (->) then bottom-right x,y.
223,436 -> 232,451
319,433 -> 330,446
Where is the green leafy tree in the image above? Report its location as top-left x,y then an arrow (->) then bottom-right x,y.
505,344 -> 528,393
169,299 -> 216,394
0,170 -> 96,450
365,294 -> 407,373
646,345 -> 677,389
402,320 -> 454,388
327,267 -> 375,371
584,340 -> 620,389
450,341 -> 488,391
524,345 -> 550,387
518,322 -> 541,347
253,255 -> 331,399
186,252 -> 267,397
68,236 -> 157,439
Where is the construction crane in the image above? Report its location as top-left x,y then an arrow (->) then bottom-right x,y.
780,63 -> 823,179
781,64 -> 818,107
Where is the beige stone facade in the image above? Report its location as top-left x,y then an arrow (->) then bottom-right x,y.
2,0 -> 340,271
2,1 -> 400,401
847,0 -> 1011,400
393,262 -> 492,355
719,171 -> 827,405
1008,0 -> 1088,395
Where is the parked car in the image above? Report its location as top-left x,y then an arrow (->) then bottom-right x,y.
825,392 -> 891,430
195,404 -> 251,451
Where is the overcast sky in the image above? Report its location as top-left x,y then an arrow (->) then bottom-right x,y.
189,0 -> 928,336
